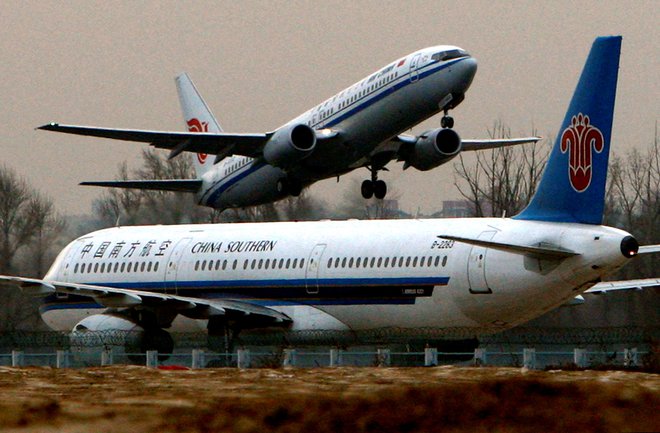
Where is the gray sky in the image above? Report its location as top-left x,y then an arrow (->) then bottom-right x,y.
1,0 -> 658,216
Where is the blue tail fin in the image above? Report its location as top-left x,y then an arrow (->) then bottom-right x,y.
515,36 -> 621,224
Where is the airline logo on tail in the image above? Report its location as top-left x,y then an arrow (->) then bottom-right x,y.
560,113 -> 604,192
186,118 -> 209,163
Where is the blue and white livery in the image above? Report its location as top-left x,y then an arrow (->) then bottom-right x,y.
39,45 -> 539,209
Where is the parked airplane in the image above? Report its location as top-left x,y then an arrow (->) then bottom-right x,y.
39,45 -> 539,210
4,36 -> 657,356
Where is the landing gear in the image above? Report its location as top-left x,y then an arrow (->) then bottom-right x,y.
361,169 -> 387,200
441,113 -> 454,129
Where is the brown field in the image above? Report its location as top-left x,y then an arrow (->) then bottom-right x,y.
0,365 -> 657,433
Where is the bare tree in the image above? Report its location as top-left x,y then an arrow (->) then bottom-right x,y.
605,128 -> 660,278
453,122 -> 550,217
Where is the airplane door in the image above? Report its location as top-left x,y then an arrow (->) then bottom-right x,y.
58,239 -> 86,282
467,231 -> 496,294
409,53 -> 421,82
164,237 -> 193,295
305,244 -> 326,295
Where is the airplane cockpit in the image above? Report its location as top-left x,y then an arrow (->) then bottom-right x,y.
431,49 -> 470,62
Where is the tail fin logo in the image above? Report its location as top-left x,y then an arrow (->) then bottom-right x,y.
560,113 -> 604,192
186,118 -> 209,164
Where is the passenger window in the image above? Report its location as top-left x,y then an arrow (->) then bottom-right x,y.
377,257 -> 382,267
341,258 -> 347,268
233,259 -> 238,270
114,263 -> 119,272
300,258 -> 305,268
251,260 -> 256,270
223,260 -> 228,270
94,263 -> 99,273
398,257 -> 404,267
406,257 -> 411,267
127,263 -> 132,272
100,263 -> 105,273
370,257 -> 376,268
154,262 -> 159,272
121,263 -> 126,272
195,261 -> 200,271
392,257 -> 397,267
243,260 -> 248,270
384,257 -> 389,267
442,256 -> 448,267
147,262 -> 152,272
434,256 -> 440,266
428,256 -> 433,267
81,263 -> 86,273
327,258 -> 333,268
356,257 -> 361,268
141,262 -> 146,272
265,259 -> 270,269
201,260 -> 207,271
292,258 -> 298,268
348,258 -> 354,268
286,258 -> 291,269
412,257 -> 418,267
74,263 -> 79,273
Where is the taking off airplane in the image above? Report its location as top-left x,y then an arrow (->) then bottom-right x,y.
39,45 -> 538,210
2,36 -> 657,356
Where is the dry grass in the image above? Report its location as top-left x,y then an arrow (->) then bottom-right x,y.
0,366 -> 657,433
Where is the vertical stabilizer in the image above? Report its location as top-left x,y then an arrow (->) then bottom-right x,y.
515,36 -> 621,224
175,73 -> 223,176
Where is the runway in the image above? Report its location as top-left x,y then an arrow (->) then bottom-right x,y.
0,366 -> 657,432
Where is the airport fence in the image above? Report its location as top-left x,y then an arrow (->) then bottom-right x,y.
0,326 -> 657,370
0,346 -> 653,370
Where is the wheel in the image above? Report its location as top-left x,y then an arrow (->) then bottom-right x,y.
361,180 -> 374,199
441,115 -> 454,129
374,180 -> 387,199
288,180 -> 302,197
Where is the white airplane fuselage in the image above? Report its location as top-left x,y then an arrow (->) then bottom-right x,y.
41,218 -> 631,334
196,46 -> 477,209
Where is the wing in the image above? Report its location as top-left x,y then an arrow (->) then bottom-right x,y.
80,179 -> 203,193
438,234 -> 579,260
0,275 -> 291,325
39,123 -> 269,159
391,133 -> 541,151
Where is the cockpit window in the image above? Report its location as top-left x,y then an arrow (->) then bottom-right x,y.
431,49 -> 469,62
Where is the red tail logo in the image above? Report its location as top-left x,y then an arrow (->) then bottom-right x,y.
560,113 -> 604,192
186,118 -> 209,164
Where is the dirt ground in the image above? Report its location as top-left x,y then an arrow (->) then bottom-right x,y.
0,366 -> 657,433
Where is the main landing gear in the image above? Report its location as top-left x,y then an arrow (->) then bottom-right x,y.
361,168 -> 387,200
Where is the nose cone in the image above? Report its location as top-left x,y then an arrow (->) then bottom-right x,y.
455,56 -> 478,92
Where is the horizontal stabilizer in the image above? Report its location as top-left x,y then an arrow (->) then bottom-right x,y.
438,235 -> 579,259
80,179 -> 202,193
639,244 -> 660,254
461,137 -> 542,151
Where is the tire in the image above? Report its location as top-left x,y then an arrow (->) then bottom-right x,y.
374,180 -> 387,199
361,180 -> 374,199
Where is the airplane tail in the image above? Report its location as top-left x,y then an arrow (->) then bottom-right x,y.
175,73 -> 223,177
514,36 -> 622,225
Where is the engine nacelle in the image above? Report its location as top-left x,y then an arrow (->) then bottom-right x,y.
70,313 -> 173,358
263,123 -> 316,168
406,128 -> 462,171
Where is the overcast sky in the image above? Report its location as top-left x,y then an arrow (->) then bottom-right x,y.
1,0 -> 657,216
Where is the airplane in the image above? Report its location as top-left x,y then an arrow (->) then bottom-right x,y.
2,36 -> 657,357
39,45 -> 540,211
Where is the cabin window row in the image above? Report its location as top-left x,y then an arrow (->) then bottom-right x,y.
74,261 -> 160,274
326,255 -> 447,269
194,257 -> 306,272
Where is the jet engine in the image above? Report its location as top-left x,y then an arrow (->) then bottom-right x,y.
263,123 -> 316,168
70,313 -> 174,358
405,128 -> 462,171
